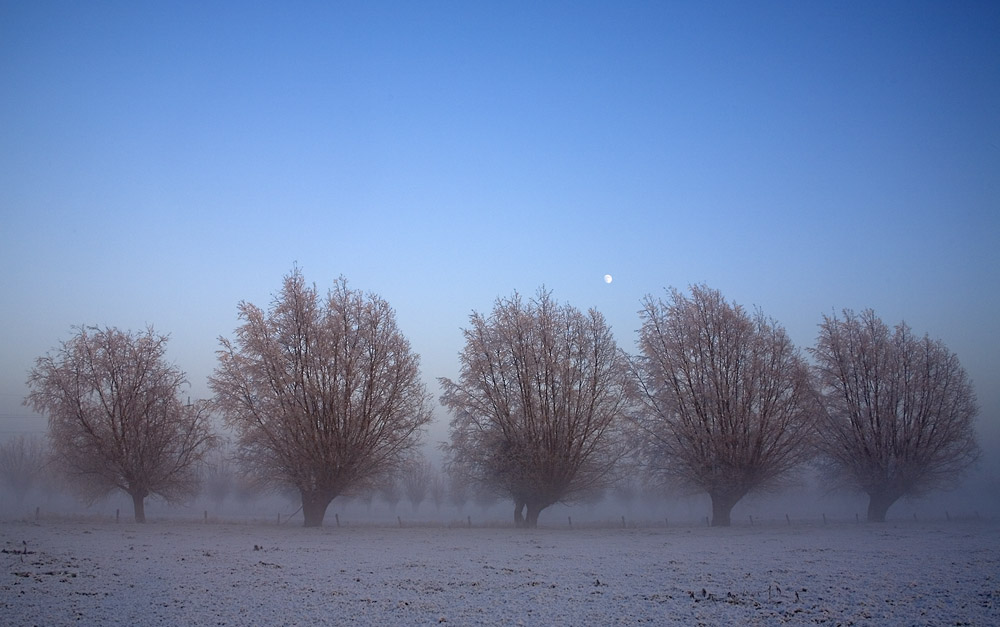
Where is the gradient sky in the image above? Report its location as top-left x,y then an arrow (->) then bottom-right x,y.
2,2 -> 998,478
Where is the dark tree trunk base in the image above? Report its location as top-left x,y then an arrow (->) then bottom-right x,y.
524,502 -> 544,528
131,491 -> 147,524
514,500 -> 525,528
866,493 -> 898,523
302,492 -> 335,527
710,493 -> 739,527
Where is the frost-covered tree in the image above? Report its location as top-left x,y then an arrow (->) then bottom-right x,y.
0,434 -> 49,504
811,310 -> 979,522
631,286 -> 817,526
25,326 -> 216,522
210,269 -> 432,527
441,289 -> 631,528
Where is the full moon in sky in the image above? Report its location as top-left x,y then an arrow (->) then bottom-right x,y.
604,274 -> 613,284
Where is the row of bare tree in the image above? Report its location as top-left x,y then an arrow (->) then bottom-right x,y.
446,285 -> 979,527
23,270 -> 980,526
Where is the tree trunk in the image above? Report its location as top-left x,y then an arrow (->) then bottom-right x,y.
524,502 -> 544,528
710,492 -> 737,527
302,492 -> 334,527
131,491 -> 147,523
514,500 -> 525,528
866,492 -> 897,523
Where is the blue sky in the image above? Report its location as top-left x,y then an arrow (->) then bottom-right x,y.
2,1 -> 998,469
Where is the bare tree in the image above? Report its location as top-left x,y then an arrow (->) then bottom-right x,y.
473,484 -> 499,513
355,482 -> 378,514
379,476 -> 403,512
631,286 -> 817,526
402,457 -> 432,513
0,434 -> 49,504
447,469 -> 470,512
611,474 -> 639,514
811,310 -> 980,522
429,468 -> 446,512
210,269 -> 432,527
202,442 -> 237,510
441,289 -> 631,528
25,326 -> 216,522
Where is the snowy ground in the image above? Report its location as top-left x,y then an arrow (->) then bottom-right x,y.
2,518 -> 997,626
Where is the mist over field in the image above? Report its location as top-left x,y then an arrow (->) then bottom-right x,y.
1,463 -> 996,529
4,454 -> 999,625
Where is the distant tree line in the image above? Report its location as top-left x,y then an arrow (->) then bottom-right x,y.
21,268 -> 980,526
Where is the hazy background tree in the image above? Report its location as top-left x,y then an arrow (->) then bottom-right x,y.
355,482 -> 378,514
611,474 -> 639,515
210,269 -> 432,527
402,457 -> 432,513
201,441 -> 238,511
811,310 -> 980,522
441,289 -> 631,528
631,286 -> 817,526
472,485 -> 500,514
0,434 -> 49,504
25,326 -> 216,522
447,470 -> 470,512
379,476 -> 403,512
429,468 -> 447,512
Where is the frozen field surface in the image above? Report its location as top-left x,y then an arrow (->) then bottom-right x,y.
2,518 -> 998,625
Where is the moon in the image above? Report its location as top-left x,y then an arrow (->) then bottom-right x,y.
603,274 -> 613,284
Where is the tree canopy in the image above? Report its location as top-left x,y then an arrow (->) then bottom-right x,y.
441,289 -> 631,527
210,269 -> 432,527
26,326 -> 215,522
811,310 -> 979,522
631,285 -> 817,526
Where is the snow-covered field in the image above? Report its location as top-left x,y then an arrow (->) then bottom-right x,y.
2,518 -> 997,625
